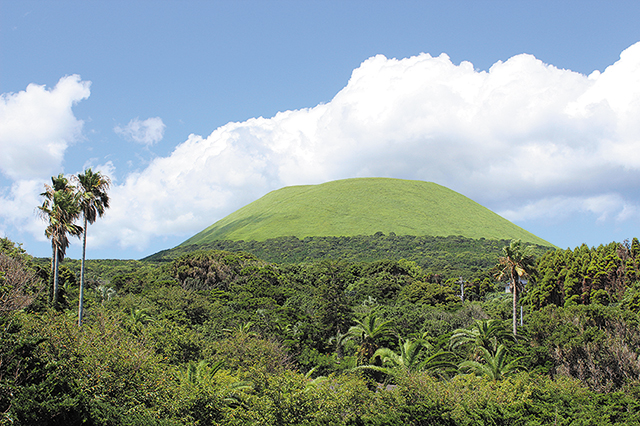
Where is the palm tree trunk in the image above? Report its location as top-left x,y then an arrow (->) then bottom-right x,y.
49,247 -> 54,304
53,246 -> 60,308
512,278 -> 517,336
78,215 -> 88,326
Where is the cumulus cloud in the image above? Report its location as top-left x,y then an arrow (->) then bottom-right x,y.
86,42 -> 640,250
0,179 -> 47,240
0,75 -> 90,180
5,43 -> 640,253
114,117 -> 165,146
499,193 -> 640,223
0,75 -> 90,246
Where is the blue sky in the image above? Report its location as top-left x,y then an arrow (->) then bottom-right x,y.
1,0 -> 640,259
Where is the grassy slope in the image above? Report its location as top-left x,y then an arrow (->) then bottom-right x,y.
181,178 -> 552,247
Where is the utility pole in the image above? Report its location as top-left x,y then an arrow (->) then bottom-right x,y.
520,305 -> 523,327
519,278 -> 527,328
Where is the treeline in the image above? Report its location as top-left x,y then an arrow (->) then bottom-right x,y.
2,237 -> 640,425
147,233 -> 553,279
529,238 -> 640,309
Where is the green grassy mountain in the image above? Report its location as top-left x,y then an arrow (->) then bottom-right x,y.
180,178 -> 552,247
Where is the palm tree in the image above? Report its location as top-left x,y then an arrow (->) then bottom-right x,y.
129,307 -> 154,328
496,240 -> 536,336
364,338 -> 456,377
222,321 -> 258,337
178,360 -> 251,407
347,312 -> 395,364
449,319 -> 513,356
180,360 -> 225,386
74,168 -> 110,326
96,284 -> 116,304
328,330 -> 352,360
458,344 -> 523,381
38,174 -> 82,308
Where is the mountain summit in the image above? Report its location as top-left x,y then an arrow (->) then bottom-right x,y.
180,178 -> 552,247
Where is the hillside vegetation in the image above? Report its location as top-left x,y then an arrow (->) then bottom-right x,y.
181,178 -> 552,247
149,233 -> 552,279
0,235 -> 640,426
3,236 -> 640,424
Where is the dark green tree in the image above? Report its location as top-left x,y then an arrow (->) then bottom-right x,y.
310,260 -> 353,344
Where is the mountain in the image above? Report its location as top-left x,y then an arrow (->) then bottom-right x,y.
179,178 -> 552,247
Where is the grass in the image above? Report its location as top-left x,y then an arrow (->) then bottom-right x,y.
180,178 -> 553,247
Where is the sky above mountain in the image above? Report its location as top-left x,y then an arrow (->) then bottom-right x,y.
1,0 -> 640,259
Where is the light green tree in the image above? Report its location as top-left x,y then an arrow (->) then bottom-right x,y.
362,338 -> 456,377
178,360 -> 251,407
458,344 -> 523,381
449,319 -> 512,356
75,168 -> 110,326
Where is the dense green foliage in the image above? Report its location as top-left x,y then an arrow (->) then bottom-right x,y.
528,238 -> 640,309
2,237 -> 640,425
148,233 -> 551,279
182,178 -> 552,246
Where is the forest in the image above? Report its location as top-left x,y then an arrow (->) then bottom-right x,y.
2,235 -> 640,425
145,233 -> 551,279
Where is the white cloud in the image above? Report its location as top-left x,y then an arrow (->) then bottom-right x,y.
498,193 -> 640,223
0,75 -> 90,180
83,42 -> 640,251
0,179 -> 50,242
114,117 -> 165,146
5,43 -> 640,253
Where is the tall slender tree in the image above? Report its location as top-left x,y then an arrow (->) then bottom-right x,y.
496,239 -> 536,336
38,174 -> 83,308
75,168 -> 110,326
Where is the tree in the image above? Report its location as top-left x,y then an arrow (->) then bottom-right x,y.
311,260 -> 353,342
347,312 -> 394,364
75,168 -> 110,326
361,338 -> 455,377
458,344 -> 523,381
496,240 -> 536,336
96,284 -> 116,304
0,238 -> 44,314
38,174 -> 82,308
449,319 -> 513,357
328,330 -> 352,360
